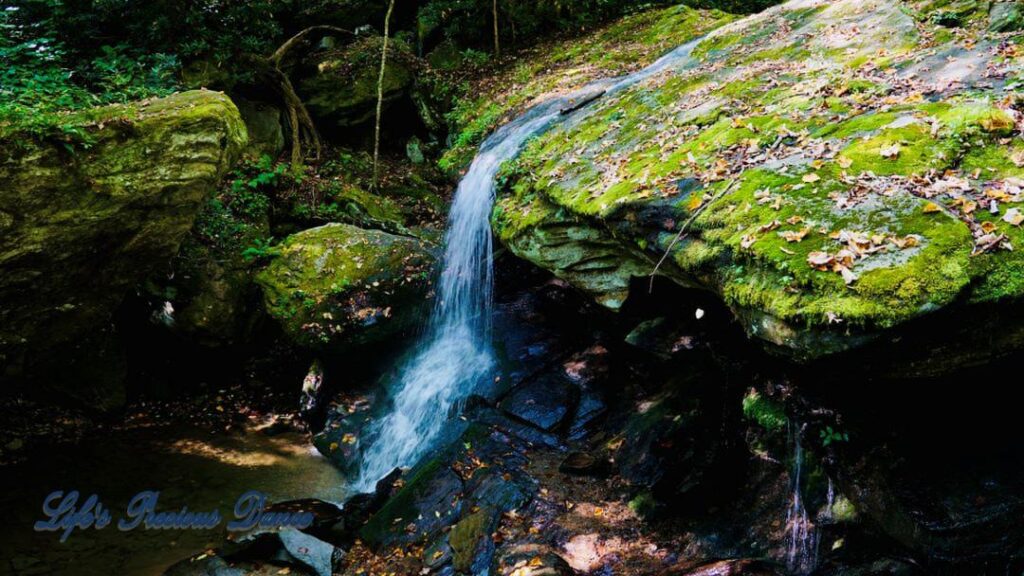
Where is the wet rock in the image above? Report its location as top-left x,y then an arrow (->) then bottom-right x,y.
465,403 -> 562,449
567,388 -> 607,441
423,538 -> 454,570
492,543 -> 574,576
464,466 -> 535,513
312,392 -> 377,472
0,90 -> 246,405
448,507 -> 501,574
498,373 -> 579,431
256,223 -> 436,350
359,457 -> 464,548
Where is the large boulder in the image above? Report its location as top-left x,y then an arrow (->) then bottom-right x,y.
299,37 -> 417,130
0,90 -> 246,396
494,0 -> 1024,362
255,223 -> 436,349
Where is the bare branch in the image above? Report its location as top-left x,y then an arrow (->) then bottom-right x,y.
270,25 -> 355,67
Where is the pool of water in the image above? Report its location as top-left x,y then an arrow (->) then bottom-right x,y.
0,424 -> 346,576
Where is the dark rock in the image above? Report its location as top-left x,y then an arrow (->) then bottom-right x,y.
299,37 -> 415,129
464,466 -> 535,514
312,391 -> 377,472
659,558 -> 781,576
567,388 -> 607,441
329,467 -> 404,545
234,97 -> 285,158
492,543 -> 574,576
359,457 -> 464,548
624,317 -> 698,360
465,404 -> 562,449
448,507 -> 501,574
612,367 -> 728,503
164,554 -> 249,576
498,373 -> 579,431
423,538 -> 454,570
558,451 -> 608,476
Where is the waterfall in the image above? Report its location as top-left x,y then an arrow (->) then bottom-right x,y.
354,39 -> 704,492
785,422 -> 819,574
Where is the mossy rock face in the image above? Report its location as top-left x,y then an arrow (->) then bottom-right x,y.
256,223 -> 436,350
494,0 -> 1024,361
0,90 -> 246,377
299,36 -> 417,129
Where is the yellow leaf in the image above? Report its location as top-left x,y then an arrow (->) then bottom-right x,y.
923,202 -> 942,214
802,173 -> 821,183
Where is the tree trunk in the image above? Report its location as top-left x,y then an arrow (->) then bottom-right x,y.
373,0 -> 397,189
493,0 -> 501,57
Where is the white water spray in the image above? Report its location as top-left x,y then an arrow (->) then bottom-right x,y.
354,39 -> 704,492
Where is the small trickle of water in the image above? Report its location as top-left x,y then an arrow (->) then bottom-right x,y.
785,422 -> 818,574
354,38 -> 704,492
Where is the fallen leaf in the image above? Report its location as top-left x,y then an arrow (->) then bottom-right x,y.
780,228 -> 810,243
837,156 -> 853,169
839,266 -> 859,285
802,173 -> 821,183
1004,208 -> 1024,226
923,202 -> 942,214
808,251 -> 834,268
880,143 -> 901,159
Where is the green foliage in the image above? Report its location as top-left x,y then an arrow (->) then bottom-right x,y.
819,426 -> 849,447
1,6 -> 179,134
241,236 -> 281,262
228,155 -> 296,219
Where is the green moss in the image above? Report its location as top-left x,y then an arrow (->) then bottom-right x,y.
439,5 -> 737,174
839,124 -> 959,177
255,223 -> 435,348
742,390 -> 787,431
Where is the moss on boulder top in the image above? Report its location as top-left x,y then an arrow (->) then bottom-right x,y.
256,223 -> 436,350
0,90 -> 246,372
494,0 -> 1024,359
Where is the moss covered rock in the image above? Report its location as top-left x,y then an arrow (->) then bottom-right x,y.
299,36 -> 417,129
494,0 -> 1024,360
0,90 -> 246,380
256,223 -> 435,349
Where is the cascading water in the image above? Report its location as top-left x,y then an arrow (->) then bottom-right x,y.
785,422 -> 819,574
354,38 -> 705,492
